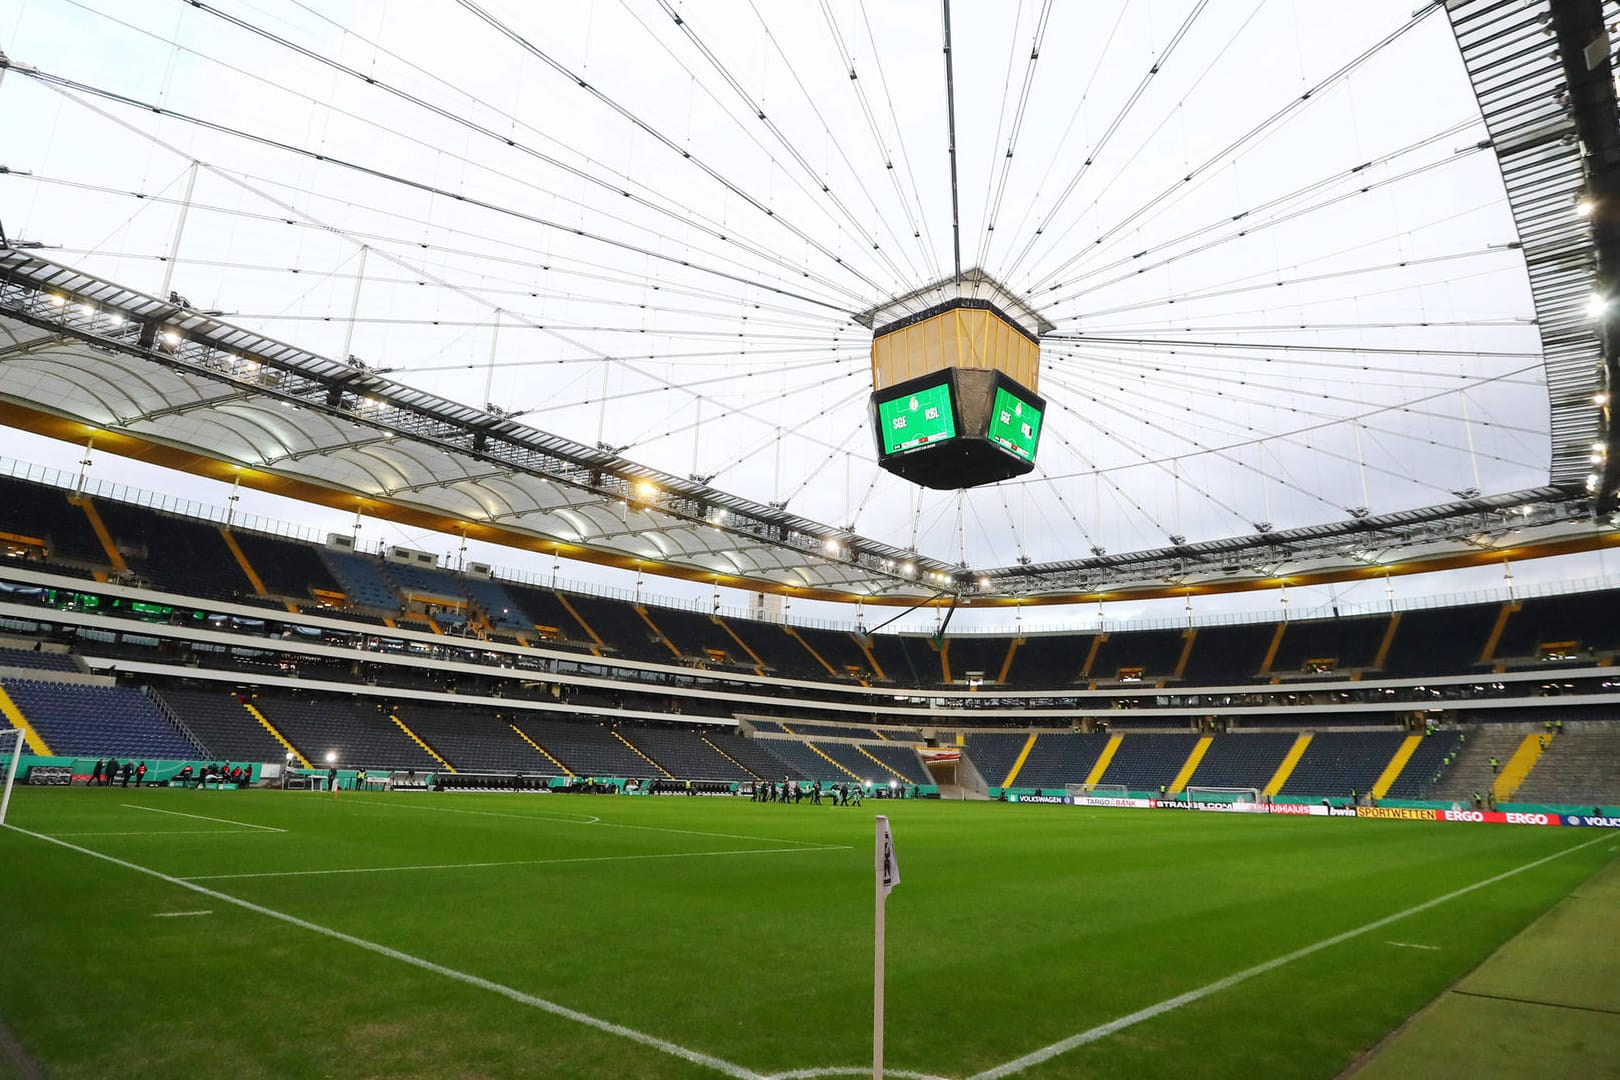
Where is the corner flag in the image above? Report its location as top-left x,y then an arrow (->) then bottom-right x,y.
874,815 -> 898,1079
878,815 -> 900,896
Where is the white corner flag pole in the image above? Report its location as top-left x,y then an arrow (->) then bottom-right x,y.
874,814 -> 899,1080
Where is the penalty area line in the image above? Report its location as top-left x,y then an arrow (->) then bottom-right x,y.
4,824 -> 765,1080
968,833 -> 1612,1080
182,844 -> 850,881
120,803 -> 286,832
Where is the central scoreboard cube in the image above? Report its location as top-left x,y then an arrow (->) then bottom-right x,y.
859,271 -> 1052,490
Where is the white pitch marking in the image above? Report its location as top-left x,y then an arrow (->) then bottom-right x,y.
764,1070 -> 951,1080
353,797 -> 839,848
1385,941 -> 1441,951
968,834 -> 1612,1080
49,829 -> 274,837
7,824 -> 763,1080
182,844 -> 849,881
153,910 -> 212,918
120,803 -> 286,833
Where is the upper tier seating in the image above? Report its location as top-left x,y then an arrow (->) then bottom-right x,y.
1495,590 -> 1620,661
253,694 -> 437,770
319,551 -> 402,612
1179,623 -> 1277,685
620,726 -> 753,781
1269,615 -> 1391,675
561,594 -> 672,664
94,501 -> 251,600
718,619 -> 822,679
229,530 -> 341,599
864,633 -> 919,686
4,680 -> 198,758
1098,734 -> 1201,791
781,722 -> 881,741
153,685 -> 286,762
514,717 -> 651,777
0,646 -> 78,673
1278,731 -> 1406,797
795,626 -> 873,680
944,636 -> 1013,684
379,560 -> 462,603
1382,731 -> 1465,800
1088,630 -> 1188,683
640,607 -> 747,668
964,732 -> 1030,786
1184,732 -> 1296,790
704,733 -> 795,779
0,476 -> 107,566
1015,732 -> 1111,789
461,577 -> 534,632
396,705 -> 555,774
497,582 -> 595,648
1005,634 -> 1084,687
1381,606 -> 1495,676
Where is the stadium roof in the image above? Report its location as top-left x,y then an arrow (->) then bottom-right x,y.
0,1 -> 1617,605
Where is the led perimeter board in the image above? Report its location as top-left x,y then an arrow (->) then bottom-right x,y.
869,370 -> 1045,489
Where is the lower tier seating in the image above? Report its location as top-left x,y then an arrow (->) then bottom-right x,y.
621,727 -> 753,781
1015,733 -> 1111,789
5,680 -> 197,759
1278,731 -> 1405,798
398,706 -> 556,774
1099,734 -> 1201,792
154,686 -> 287,762
252,694 -> 438,771
1185,732 -> 1296,790
514,717 -> 651,777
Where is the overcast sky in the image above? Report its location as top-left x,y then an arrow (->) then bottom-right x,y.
1,0 -> 1603,629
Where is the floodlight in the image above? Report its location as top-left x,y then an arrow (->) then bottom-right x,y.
1576,197 -> 1595,218
325,751 -> 337,763
1587,293 -> 1609,319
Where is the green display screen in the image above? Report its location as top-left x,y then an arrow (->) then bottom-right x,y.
987,385 -> 1043,461
877,382 -> 957,455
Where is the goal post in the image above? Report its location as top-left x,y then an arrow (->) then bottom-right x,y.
1184,786 -> 1261,805
0,727 -> 25,827
1065,782 -> 1127,798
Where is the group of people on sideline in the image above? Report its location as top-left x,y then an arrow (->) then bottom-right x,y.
84,759 -> 146,786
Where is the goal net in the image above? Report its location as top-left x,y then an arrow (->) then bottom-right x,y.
0,727 -> 25,826
1065,783 -> 1128,798
1184,786 -> 1261,805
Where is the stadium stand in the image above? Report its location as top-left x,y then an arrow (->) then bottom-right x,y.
794,625 -> 872,679
0,645 -> 79,673
460,576 -> 535,633
811,741 -> 888,782
964,732 -> 1032,786
560,594 -> 672,664
229,530 -> 342,600
394,705 -> 556,774
943,635 -> 1012,684
0,476 -> 108,567
319,551 -> 402,612
513,717 -> 651,777
1178,622 -> 1276,684
496,582 -> 595,649
1087,630 -> 1188,683
1014,732 -> 1112,789
781,722 -> 881,741
1278,731 -> 1407,798
717,619 -> 821,679
757,738 -> 849,782
1382,731 -> 1466,799
1269,615 -> 1390,675
1380,606 -> 1495,676
154,685 -> 287,762
1097,733 -> 1201,791
1511,729 -> 1620,804
1184,732 -> 1296,790
704,733 -> 796,779
1494,590 -> 1620,662
863,633 -> 917,685
859,742 -> 924,784
620,726 -> 753,781
252,694 -> 437,770
94,501 -> 251,599
3,679 -> 198,758
1003,634 -> 1083,687
641,607 -> 747,668
1427,727 -> 1527,803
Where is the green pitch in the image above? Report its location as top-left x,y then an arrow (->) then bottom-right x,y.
0,789 -> 1610,1079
